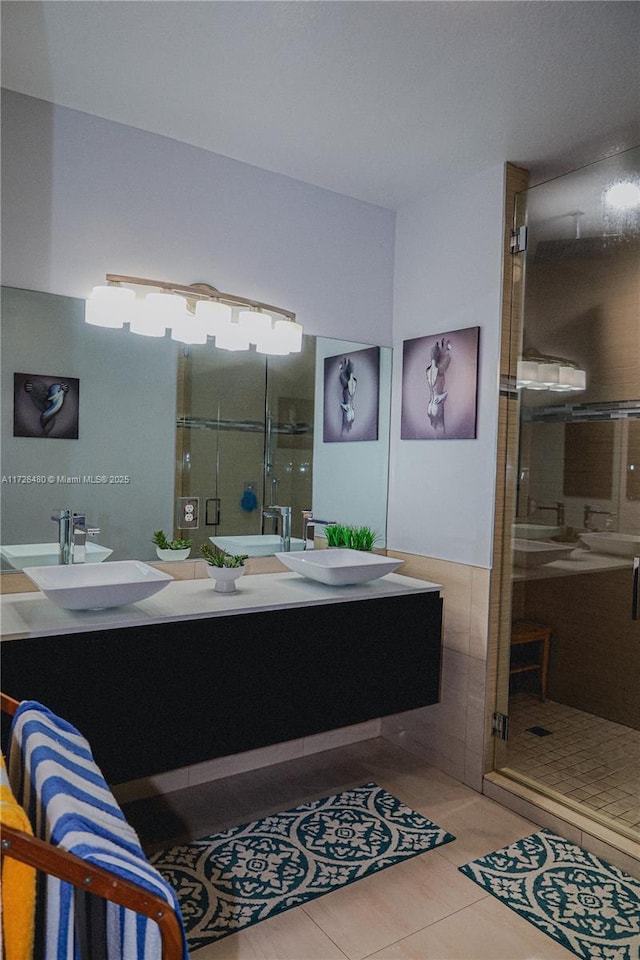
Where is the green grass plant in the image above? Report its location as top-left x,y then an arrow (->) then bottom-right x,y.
200,542 -> 247,567
324,523 -> 379,551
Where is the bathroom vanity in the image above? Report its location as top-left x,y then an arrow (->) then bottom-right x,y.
1,571 -> 443,784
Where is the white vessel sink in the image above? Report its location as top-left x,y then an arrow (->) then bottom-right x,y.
1,541 -> 113,570
580,532 -> 640,559
211,534 -> 305,557
512,523 -> 562,540
512,539 -> 576,568
275,548 -> 403,585
23,560 -> 173,610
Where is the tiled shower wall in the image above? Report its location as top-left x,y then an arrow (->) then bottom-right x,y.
381,552 -> 491,793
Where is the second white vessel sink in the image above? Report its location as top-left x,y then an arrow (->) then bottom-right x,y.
275,548 -> 403,585
211,534 -> 305,557
23,560 -> 173,610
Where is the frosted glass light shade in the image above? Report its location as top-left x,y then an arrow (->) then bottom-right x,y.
85,285 -> 135,328
570,368 -> 587,390
516,360 -> 540,386
239,309 -> 273,345
538,363 -> 559,386
214,319 -> 250,351
130,292 -> 182,337
195,300 -> 232,335
274,319 -> 303,353
171,312 -> 208,344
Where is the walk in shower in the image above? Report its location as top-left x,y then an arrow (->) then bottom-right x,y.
497,147 -> 640,841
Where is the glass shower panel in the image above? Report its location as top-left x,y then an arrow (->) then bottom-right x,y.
502,147 -> 640,841
175,345 -> 268,557
265,337 -> 315,542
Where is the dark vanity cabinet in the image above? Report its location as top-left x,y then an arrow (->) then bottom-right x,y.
2,590 -> 442,784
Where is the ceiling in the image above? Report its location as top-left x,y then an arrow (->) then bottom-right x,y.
2,1 -> 639,211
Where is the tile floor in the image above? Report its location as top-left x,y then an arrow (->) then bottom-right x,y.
123,737 -> 576,959
506,692 -> 640,838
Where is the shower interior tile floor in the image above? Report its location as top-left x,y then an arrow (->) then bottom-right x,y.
124,737 -> 578,960
506,691 -> 640,837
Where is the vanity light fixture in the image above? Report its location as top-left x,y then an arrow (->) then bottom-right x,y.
84,274 -> 302,354
516,353 -> 587,393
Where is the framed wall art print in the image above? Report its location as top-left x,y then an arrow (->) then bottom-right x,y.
401,327 -> 479,440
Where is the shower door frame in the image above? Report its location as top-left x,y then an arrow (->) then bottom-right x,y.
488,155 -> 640,847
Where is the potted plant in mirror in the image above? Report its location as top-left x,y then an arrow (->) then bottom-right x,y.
200,543 -> 248,593
324,524 -> 379,552
152,530 -> 193,562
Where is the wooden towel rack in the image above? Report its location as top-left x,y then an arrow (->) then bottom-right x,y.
0,692 -> 185,960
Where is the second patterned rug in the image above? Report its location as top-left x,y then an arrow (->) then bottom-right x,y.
151,781 -> 455,952
460,828 -> 640,959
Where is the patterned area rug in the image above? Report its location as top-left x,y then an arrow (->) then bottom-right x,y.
150,781 -> 455,952
460,829 -> 640,959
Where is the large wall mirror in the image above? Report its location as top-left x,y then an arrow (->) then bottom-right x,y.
0,286 -> 392,570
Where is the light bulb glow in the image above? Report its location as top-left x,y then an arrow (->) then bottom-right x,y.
85,285 -> 135,328
239,309 -> 273,345
195,300 -> 232,335
604,180 -> 640,211
214,319 -> 250,351
171,311 -> 208,344
274,318 -> 303,353
130,292 -> 182,337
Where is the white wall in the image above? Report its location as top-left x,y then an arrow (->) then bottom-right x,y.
387,165 -> 506,568
1,91 -> 395,346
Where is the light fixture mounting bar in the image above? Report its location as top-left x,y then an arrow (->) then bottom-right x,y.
105,274 -> 296,321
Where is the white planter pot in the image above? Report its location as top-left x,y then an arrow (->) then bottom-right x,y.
156,547 -> 191,562
206,564 -> 245,593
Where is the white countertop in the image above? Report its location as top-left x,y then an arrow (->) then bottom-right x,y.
512,548 -> 633,581
0,571 -> 441,642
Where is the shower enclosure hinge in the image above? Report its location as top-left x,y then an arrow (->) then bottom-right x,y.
510,225 -> 528,254
492,711 -> 510,741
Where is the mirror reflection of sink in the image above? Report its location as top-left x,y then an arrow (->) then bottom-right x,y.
275,548 -> 403,585
22,560 -> 173,610
580,532 -> 640,559
512,539 -> 576,568
512,523 -> 562,540
210,535 -> 305,557
1,542 -> 113,571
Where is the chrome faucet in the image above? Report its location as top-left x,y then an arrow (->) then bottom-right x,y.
262,505 -> 292,552
301,511 -> 336,549
51,509 -> 100,564
529,499 -> 565,526
583,504 -> 616,531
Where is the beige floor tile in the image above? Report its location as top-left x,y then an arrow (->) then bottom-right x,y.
434,794 -> 538,868
191,907 -> 348,959
367,895 -> 575,959
302,851 -> 484,960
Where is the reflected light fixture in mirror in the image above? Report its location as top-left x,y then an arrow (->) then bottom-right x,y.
516,353 -> 587,392
85,274 -> 302,354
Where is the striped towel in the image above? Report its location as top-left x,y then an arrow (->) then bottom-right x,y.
8,701 -> 187,960
1,751 -> 36,960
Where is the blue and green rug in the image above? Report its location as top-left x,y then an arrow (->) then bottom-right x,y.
151,781 -> 455,951
460,829 -> 640,959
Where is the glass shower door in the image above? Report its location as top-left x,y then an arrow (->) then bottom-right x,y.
499,147 -> 640,840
